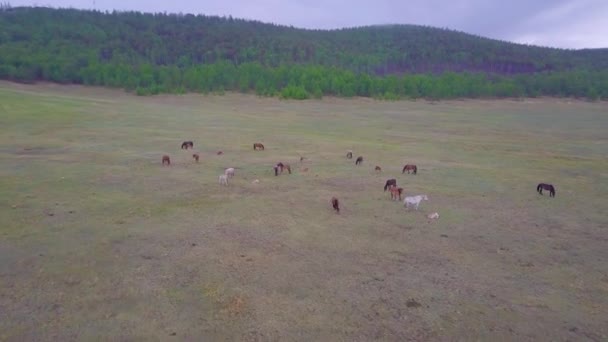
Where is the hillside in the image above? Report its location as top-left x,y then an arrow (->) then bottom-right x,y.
1,6 -> 607,99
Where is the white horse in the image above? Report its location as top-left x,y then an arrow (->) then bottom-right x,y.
404,195 -> 428,210
224,167 -> 235,178
219,174 -> 228,186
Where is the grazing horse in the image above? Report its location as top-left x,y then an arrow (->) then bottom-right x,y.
225,167 -> 235,178
402,164 -> 417,174
389,185 -> 404,201
384,179 -> 397,191
253,143 -> 265,151
219,174 -> 228,186
276,162 -> 291,174
181,141 -> 194,149
537,183 -> 556,197
404,195 -> 428,210
192,154 -> 200,162
427,212 -> 439,219
375,166 -> 382,173
300,156 -> 305,162
346,150 -> 353,159
162,155 -> 171,166
331,197 -> 340,214
217,151 -> 223,155
355,156 -> 363,165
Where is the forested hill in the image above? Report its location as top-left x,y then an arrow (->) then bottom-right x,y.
1,6 -> 607,100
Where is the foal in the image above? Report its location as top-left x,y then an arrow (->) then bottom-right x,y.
402,164 -> 417,174
181,141 -> 194,149
389,185 -> 404,201
375,166 -> 382,173
404,195 -> 428,210
225,167 -> 235,178
355,156 -> 363,165
192,154 -> 200,162
253,143 -> 265,150
346,150 -> 353,159
162,155 -> 171,166
219,174 -> 228,186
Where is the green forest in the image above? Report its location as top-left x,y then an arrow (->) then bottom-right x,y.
1,5 -> 607,100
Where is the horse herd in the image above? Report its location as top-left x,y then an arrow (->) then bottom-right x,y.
163,140 -> 556,217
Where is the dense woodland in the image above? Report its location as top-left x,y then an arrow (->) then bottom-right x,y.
1,6 -> 607,100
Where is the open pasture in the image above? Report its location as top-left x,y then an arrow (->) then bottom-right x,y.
1,82 -> 607,341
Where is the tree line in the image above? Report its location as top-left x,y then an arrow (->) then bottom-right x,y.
0,6 -> 607,100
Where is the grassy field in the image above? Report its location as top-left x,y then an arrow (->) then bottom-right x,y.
1,81 -> 607,341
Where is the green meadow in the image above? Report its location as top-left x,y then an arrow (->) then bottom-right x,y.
1,81 -> 607,340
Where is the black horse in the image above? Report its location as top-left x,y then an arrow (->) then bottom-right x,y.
537,183 -> 556,197
384,179 -> 397,192
355,156 -> 363,165
181,141 -> 194,149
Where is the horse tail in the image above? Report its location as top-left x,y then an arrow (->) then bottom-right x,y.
384,182 -> 388,191
537,184 -> 542,192
414,166 -> 417,174
402,166 -> 406,174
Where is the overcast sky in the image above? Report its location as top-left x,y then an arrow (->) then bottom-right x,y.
9,0 -> 608,49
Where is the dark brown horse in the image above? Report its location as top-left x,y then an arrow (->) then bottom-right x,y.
216,150 -> 223,155
375,166 -> 382,173
275,162 -> 291,175
253,143 -> 265,151
181,141 -> 194,149
537,183 -> 556,197
384,179 -> 397,191
402,164 -> 417,174
389,186 -> 404,201
162,155 -> 171,166
346,151 -> 353,159
331,197 -> 340,214
355,156 -> 363,165
192,153 -> 199,162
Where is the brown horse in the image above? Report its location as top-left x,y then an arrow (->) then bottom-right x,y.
192,154 -> 200,162
537,183 -> 556,197
402,164 -> 418,174
253,143 -> 265,151
162,155 -> 171,166
331,197 -> 340,214
346,150 -> 353,159
375,166 -> 382,173
384,179 -> 397,191
274,166 -> 279,176
276,162 -> 291,174
181,141 -> 194,149
216,151 -> 223,155
355,156 -> 363,165
389,185 -> 404,201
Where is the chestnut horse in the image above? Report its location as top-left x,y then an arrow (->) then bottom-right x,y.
384,179 -> 397,191
162,155 -> 171,166
375,166 -> 382,173
181,141 -> 194,149
331,197 -> 340,214
253,143 -> 265,151
192,154 -> 199,162
355,156 -> 363,165
389,185 -> 404,201
402,164 -> 417,174
537,183 -> 556,197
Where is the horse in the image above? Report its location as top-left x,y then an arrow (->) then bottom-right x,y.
225,167 -> 235,178
384,179 -> 397,191
217,151 -> 224,155
402,164 -> 417,174
427,212 -> 439,219
192,154 -> 200,162
346,150 -> 353,159
219,174 -> 228,186
162,155 -> 171,166
274,166 -> 279,176
537,183 -> 556,197
404,195 -> 428,210
253,143 -> 265,151
375,166 -> 382,173
300,156 -> 305,162
276,162 -> 291,174
331,197 -> 340,214
389,185 -> 404,201
355,156 -> 363,165
181,141 -> 194,149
